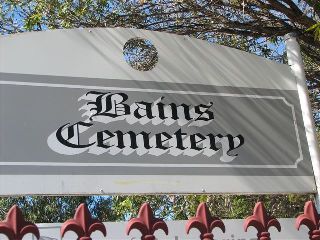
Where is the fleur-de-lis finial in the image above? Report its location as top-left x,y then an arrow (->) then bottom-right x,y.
61,203 -> 106,240
244,202 -> 281,240
126,203 -> 168,240
0,205 -> 40,240
296,201 -> 320,239
186,202 -> 225,240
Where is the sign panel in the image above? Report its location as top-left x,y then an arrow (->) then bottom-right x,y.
0,28 -> 316,194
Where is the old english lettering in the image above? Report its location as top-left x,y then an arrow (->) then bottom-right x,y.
48,91 -> 244,162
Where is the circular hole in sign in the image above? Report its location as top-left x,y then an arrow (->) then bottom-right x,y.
123,38 -> 158,71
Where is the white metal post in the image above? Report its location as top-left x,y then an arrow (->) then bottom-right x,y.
284,33 -> 320,206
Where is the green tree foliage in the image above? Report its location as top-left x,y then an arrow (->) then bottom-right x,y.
0,0 -> 318,223
307,22 -> 320,41
0,194 -> 314,222
112,194 -> 314,221
0,196 -> 116,222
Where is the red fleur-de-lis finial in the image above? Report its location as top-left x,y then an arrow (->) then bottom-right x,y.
0,205 -> 40,240
186,202 -> 225,240
126,203 -> 168,240
244,202 -> 281,240
296,201 -> 320,239
61,203 -> 106,240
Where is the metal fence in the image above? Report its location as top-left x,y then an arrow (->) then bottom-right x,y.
0,201 -> 317,240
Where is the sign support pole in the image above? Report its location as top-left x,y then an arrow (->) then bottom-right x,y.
284,32 -> 320,206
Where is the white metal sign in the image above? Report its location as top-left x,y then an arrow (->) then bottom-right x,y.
0,28 -> 316,194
